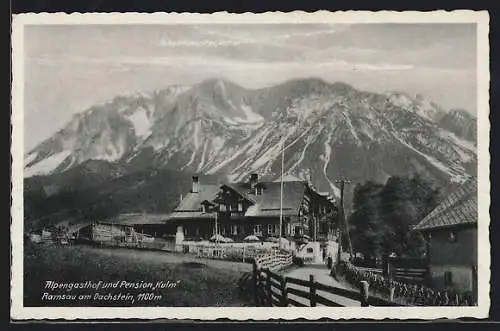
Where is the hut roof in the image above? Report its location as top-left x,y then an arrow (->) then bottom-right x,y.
413,177 -> 478,232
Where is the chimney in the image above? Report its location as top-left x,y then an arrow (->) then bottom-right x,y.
192,176 -> 199,193
250,173 -> 258,193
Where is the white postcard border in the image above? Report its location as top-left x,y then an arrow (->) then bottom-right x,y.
10,10 -> 491,320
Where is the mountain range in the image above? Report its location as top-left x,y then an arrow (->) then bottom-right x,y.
23,78 -> 477,229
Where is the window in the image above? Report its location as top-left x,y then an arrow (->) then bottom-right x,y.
307,247 -> 314,253
219,204 -> 226,212
254,224 -> 262,235
213,249 -> 222,258
267,224 -> 279,235
231,225 -> 238,235
238,201 -> 243,211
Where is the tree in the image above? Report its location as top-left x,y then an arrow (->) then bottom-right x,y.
349,174 -> 441,258
349,181 -> 385,258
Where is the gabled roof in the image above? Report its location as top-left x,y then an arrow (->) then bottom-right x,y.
167,177 -> 335,221
413,177 -> 478,231
167,184 -> 220,220
224,181 -> 308,217
174,184 -> 221,211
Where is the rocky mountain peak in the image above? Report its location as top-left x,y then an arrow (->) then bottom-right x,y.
25,78 -> 477,202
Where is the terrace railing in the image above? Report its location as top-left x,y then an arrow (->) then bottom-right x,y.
195,245 -> 283,263
254,250 -> 293,271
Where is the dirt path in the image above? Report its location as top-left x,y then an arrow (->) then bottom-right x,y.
284,264 -> 361,307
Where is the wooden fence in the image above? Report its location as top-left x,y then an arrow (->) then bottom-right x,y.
253,267 -> 401,307
393,267 -> 427,283
251,252 -> 400,307
354,265 -> 428,284
343,261 -> 476,306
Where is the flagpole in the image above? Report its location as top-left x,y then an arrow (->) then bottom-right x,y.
279,139 -> 284,249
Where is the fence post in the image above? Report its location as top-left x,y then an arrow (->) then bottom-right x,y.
265,269 -> 272,306
252,261 -> 258,305
387,259 -> 394,285
280,275 -> 288,307
360,280 -> 369,307
309,275 -> 316,307
243,246 -> 246,263
472,264 -> 478,298
330,261 -> 338,280
389,287 -> 395,302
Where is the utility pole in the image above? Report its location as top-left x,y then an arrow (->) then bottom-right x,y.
215,211 -> 218,246
279,139 -> 284,249
335,178 -> 354,263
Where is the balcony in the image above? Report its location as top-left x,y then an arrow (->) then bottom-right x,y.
219,211 -> 245,219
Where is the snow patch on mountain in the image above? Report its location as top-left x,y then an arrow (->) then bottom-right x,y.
234,104 -> 265,124
288,128 -> 315,172
165,85 -> 192,96
196,140 -> 209,172
392,131 -> 457,179
323,131 -> 341,197
438,129 -> 476,152
211,136 -> 225,153
182,121 -> 206,169
24,152 -> 38,167
185,150 -> 197,169
126,107 -> 152,139
357,120 -> 375,140
92,145 -> 123,162
222,117 -> 239,125
342,112 -> 362,145
25,150 -> 71,177
252,142 -> 281,169
438,129 -> 476,163
387,92 -> 414,109
223,103 -> 264,125
386,92 -> 442,122
215,79 -> 227,98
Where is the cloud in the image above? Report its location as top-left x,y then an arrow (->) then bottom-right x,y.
158,38 -> 242,48
203,24 -> 351,43
27,52 -> 414,74
157,24 -> 351,51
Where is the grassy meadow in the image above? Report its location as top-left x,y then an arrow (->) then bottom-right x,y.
24,242 -> 253,307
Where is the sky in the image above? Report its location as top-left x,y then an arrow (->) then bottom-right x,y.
24,23 -> 477,150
